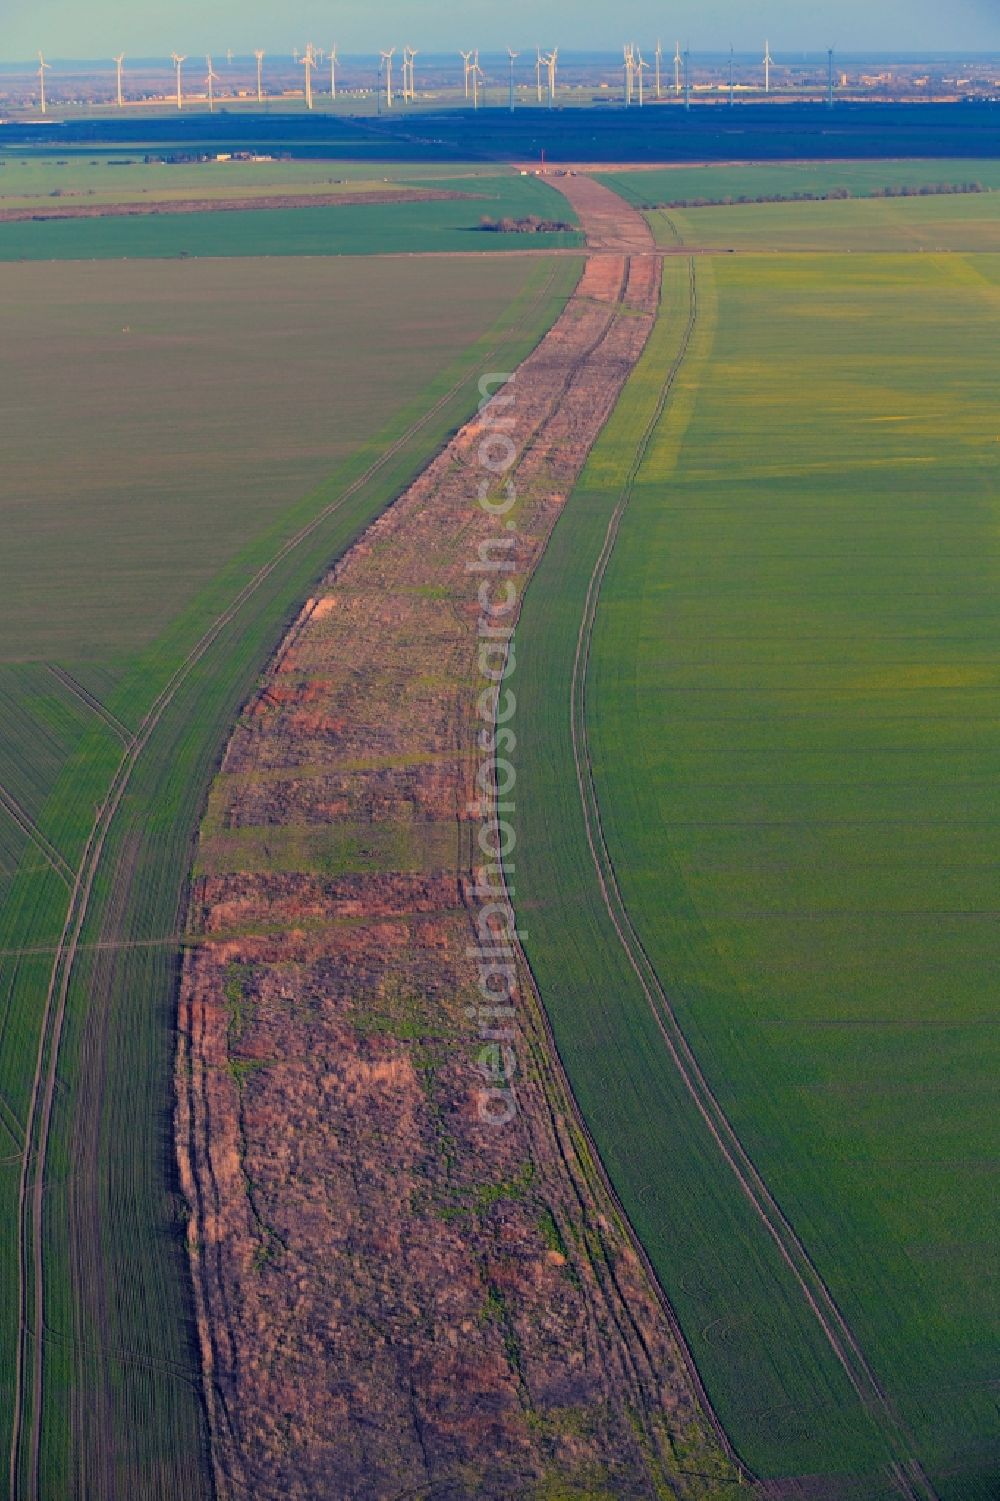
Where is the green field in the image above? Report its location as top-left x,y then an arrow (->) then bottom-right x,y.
600,157 -> 1000,208
514,239 -> 1000,1496
0,248 -> 581,1496
610,178 -> 1000,254
0,150 -> 513,205
1,256 -> 557,656
0,166 -> 582,260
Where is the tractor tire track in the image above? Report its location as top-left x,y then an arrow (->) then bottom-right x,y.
0,784 -> 72,889
190,251 -> 638,1501
47,666 -> 135,747
7,261 -> 567,1501
484,251 -> 750,1486
562,253 -> 938,1501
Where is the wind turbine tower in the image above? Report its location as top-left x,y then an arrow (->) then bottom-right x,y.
254,49 -> 265,103
684,47 -> 691,109
636,50 -> 646,107
206,55 -> 219,112
381,48 -> 395,109
301,44 -> 316,110
545,49 -> 557,108
460,50 -> 473,100
329,46 -> 338,99
674,40 -> 682,95
38,52 -> 51,115
403,47 -> 418,102
171,53 -> 186,110
764,38 -> 773,95
507,49 -> 519,112
655,39 -> 662,100
827,47 -> 835,108
623,45 -> 634,108
729,44 -> 735,106
535,48 -> 543,104
113,53 -> 125,108
471,51 -> 483,110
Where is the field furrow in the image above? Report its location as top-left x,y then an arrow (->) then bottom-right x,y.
515,229 -> 999,1497
2,252 -> 577,1498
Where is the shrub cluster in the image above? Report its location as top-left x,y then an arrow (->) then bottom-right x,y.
478,214 -> 574,233
869,181 -> 985,197
639,181 -> 987,211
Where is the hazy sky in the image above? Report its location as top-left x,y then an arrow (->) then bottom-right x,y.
8,0 -> 1000,61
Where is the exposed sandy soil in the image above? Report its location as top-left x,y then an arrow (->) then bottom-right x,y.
0,188 -> 470,223
177,180 -> 742,1499
549,172 -> 657,252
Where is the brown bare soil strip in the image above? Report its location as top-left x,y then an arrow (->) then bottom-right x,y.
0,189 -> 470,224
177,184 -> 744,1498
538,172 -> 657,253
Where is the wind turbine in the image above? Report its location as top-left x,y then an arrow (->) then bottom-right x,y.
684,46 -> 691,109
254,48 -> 265,103
329,45 -> 338,98
38,51 -> 51,116
764,38 -> 773,94
113,53 -> 125,108
623,44 -> 634,108
673,39 -> 682,95
507,48 -> 518,112
655,39 -> 662,100
380,48 -> 395,108
301,44 -> 316,110
460,49 -> 473,100
827,47 -> 836,108
402,46 -> 418,102
226,47 -> 233,65
545,48 -> 558,108
635,49 -> 647,107
470,50 -> 483,110
171,53 -> 186,111
729,44 -> 735,106
535,48 -> 543,104
205,54 -> 219,112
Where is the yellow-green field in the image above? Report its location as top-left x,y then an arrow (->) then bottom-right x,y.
652,190 -> 999,253
514,226 -> 1000,1495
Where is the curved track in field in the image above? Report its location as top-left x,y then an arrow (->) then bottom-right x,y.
560,244 -> 939,1501
7,263 -> 567,1501
175,177 -> 747,1499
